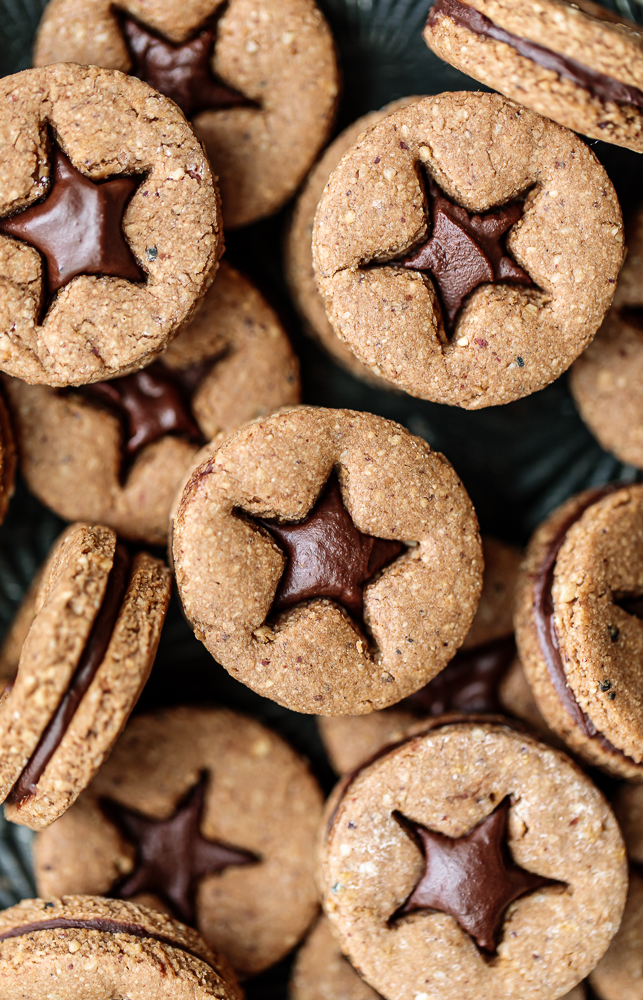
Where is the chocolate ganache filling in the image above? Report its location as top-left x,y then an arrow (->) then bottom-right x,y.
533,484 -> 638,763
430,0 -> 643,111
7,545 -> 131,806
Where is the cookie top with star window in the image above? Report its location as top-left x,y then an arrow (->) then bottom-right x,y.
0,63 -> 222,387
312,91 -> 623,409
320,719 -> 627,1000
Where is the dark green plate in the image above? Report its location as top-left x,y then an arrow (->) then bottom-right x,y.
0,1 -> 641,996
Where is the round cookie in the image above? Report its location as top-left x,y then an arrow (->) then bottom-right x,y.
4,261 -> 300,545
570,204 -> 643,468
33,706 -> 323,978
312,92 -> 623,409
0,63 -> 222,387
285,98 -> 422,384
0,895 -> 241,1000
319,536 -> 523,773
515,484 -> 643,780
172,405 -> 483,714
423,0 -> 643,153
0,522 -> 171,830
33,0 -> 339,230
320,719 -> 627,1000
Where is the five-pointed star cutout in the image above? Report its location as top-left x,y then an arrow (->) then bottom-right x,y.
404,178 -> 532,331
0,147 -> 143,296
122,16 -> 253,118
392,798 -> 562,952
258,473 -> 403,618
106,773 -> 257,925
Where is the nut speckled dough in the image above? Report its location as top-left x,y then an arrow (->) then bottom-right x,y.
172,406 -> 483,714
320,536 -> 525,773
312,93 -> 623,408
33,0 -> 339,230
0,63 -> 222,386
291,916 -> 381,1000
0,895 -> 242,1000
0,523 -> 171,829
33,706 -> 323,978
515,485 -> 643,780
4,261 -> 300,545
320,721 -> 627,1000
285,99 -> 422,384
424,0 -> 643,152
571,205 -> 643,467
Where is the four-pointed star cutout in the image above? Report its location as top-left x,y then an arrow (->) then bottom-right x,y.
404,178 -> 532,332
392,798 -> 562,952
0,147 -> 143,296
258,473 -> 403,618
122,16 -> 253,118
106,772 -> 257,925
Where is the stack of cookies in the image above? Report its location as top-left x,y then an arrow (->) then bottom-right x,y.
0,1 -> 641,998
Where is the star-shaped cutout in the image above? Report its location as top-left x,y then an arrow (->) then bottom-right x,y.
399,634 -> 516,717
391,798 -> 562,952
404,178 -> 532,332
258,473 -> 403,618
122,16 -> 253,118
0,147 -> 143,297
106,772 -> 257,925
81,362 -> 202,456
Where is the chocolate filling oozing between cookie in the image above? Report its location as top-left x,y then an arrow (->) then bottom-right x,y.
0,145 -> 144,315
429,0 -> 643,112
534,484 -> 641,764
257,473 -> 404,619
0,916 -> 213,966
403,177 -> 532,332
7,545 -> 131,807
120,8 -> 255,118
104,771 -> 258,925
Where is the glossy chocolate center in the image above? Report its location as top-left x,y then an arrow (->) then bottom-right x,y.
122,15 -> 253,118
429,0 -> 643,111
392,797 -> 562,952
7,545 -> 131,807
257,473 -> 404,618
0,148 -> 143,297
107,772 -> 257,925
81,362 -> 202,457
404,178 -> 531,331
400,634 -> 516,716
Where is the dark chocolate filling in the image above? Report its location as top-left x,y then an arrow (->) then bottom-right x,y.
429,0 -> 643,111
7,545 -> 131,806
0,916 -> 212,966
533,484 -> 638,764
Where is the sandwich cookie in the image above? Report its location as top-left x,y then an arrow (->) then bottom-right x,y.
0,522 -> 171,829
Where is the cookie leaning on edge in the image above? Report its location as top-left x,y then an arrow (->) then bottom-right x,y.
424,0 -> 643,152
0,895 -> 242,1000
0,523 -> 171,829
172,405 -> 483,714
312,92 -> 623,408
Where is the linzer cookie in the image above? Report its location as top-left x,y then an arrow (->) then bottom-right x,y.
0,523 -> 171,830
571,204 -> 643,469
33,0 -> 339,230
320,719 -> 626,1000
172,406 -> 483,714
590,783 -> 643,1000
0,895 -> 242,1000
319,536 -> 524,773
0,63 -> 221,387
312,92 -> 623,408
515,484 -> 643,780
33,706 -> 322,978
4,261 -> 299,545
424,0 -> 643,152
285,98 -> 421,383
